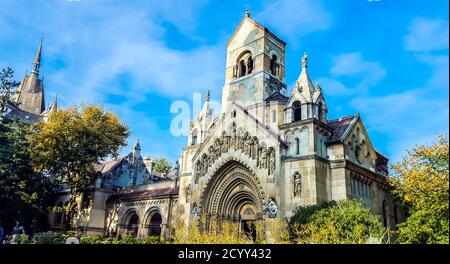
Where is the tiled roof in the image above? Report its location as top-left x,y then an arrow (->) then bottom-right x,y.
4,103 -> 43,124
107,187 -> 179,203
326,115 -> 356,144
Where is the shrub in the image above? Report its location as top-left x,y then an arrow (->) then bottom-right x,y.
295,199 -> 390,244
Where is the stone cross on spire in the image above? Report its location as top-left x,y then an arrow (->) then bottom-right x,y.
205,89 -> 210,101
302,52 -> 308,68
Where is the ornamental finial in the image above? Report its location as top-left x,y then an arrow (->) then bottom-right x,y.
205,89 -> 210,101
302,52 -> 308,68
245,8 -> 250,17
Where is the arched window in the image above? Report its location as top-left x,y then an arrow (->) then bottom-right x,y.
191,129 -> 198,145
382,200 -> 388,227
126,212 -> 139,237
147,212 -> 162,237
270,54 -> 278,75
236,51 -> 252,78
295,138 -> 300,155
292,101 -> 302,122
317,102 -> 323,121
239,60 -> 246,77
247,57 -> 253,74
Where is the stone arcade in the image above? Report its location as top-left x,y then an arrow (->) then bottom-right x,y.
46,12 -> 400,239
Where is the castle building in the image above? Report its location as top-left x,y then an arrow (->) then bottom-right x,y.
176,11 -> 398,233
49,12 -> 400,240
4,38 -> 57,123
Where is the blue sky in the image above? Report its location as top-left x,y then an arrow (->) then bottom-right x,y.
0,0 -> 448,165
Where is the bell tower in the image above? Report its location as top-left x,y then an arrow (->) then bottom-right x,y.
221,10 -> 287,112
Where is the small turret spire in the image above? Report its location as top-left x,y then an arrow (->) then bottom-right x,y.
245,8 -> 250,17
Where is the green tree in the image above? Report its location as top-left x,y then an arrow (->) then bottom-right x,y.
28,104 -> 129,228
0,67 -> 19,114
29,104 -> 129,190
295,200 -> 388,244
153,157 -> 172,174
0,118 -> 53,232
388,135 -> 449,244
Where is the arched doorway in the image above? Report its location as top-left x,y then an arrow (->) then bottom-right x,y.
146,210 -> 162,237
124,211 -> 139,237
200,160 -> 264,240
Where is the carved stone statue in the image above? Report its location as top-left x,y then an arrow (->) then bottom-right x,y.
268,148 -> 276,175
294,173 -> 302,197
185,184 -> 192,203
173,160 -> 180,178
266,198 -> 277,218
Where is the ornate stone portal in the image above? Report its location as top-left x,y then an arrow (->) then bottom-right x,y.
194,123 -> 276,184
198,161 -> 265,228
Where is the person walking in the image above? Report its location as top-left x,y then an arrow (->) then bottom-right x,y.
0,219 -> 4,244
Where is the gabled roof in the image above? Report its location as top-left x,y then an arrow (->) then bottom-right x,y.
4,102 -> 43,124
226,14 -> 286,48
265,91 -> 289,102
326,115 -> 357,144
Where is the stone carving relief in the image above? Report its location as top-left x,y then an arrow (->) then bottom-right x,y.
265,198 -> 277,218
293,172 -> 302,197
185,184 -> 192,203
193,123 -> 276,184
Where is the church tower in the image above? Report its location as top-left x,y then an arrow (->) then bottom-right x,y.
12,38 -> 46,115
221,10 -> 287,112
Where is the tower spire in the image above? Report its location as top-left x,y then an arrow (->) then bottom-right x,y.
31,37 -> 43,75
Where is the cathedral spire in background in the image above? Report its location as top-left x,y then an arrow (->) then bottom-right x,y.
31,37 -> 43,75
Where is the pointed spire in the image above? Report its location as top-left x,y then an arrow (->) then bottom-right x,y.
49,93 -> 58,113
291,51 -> 315,100
133,138 -> 141,151
31,37 -> 43,75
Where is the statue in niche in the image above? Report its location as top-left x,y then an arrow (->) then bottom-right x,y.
266,198 -> 277,218
259,148 -> 267,169
173,160 -> 180,178
245,133 -> 252,155
293,173 -> 302,197
185,184 -> 192,203
251,137 -> 258,159
268,148 -> 276,175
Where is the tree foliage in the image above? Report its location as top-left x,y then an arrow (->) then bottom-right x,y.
292,200 -> 388,244
153,157 -> 172,174
0,118 -> 53,232
388,135 -> 449,244
0,67 -> 19,114
29,104 -> 129,191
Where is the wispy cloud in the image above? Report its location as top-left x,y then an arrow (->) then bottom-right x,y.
318,52 -> 386,96
404,17 -> 449,52
257,0 -> 331,42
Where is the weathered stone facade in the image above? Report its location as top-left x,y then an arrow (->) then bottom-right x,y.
49,12 -> 401,240
177,13 -> 400,233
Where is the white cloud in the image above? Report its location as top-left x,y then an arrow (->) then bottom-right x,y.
350,54 -> 449,162
257,0 -> 331,42
318,52 -> 386,96
317,77 -> 354,96
404,17 -> 449,52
